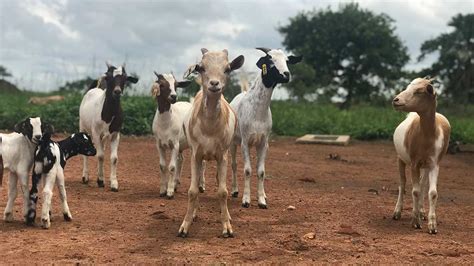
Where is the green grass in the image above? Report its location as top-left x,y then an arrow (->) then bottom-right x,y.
1,91 -> 473,143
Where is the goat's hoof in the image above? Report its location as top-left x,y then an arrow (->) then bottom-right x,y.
231,191 -> 239,198
159,192 -> 167,197
242,202 -> 250,208
258,203 -> 268,209
63,213 -> 72,221
167,195 -> 174,200
97,180 -> 105,187
4,212 -> 14,222
429,228 -> 438,234
82,177 -> 89,184
41,219 -> 50,229
177,231 -> 188,238
392,212 -> 401,220
411,220 -> 422,229
111,187 -> 119,192
222,231 -> 234,238
26,218 -> 35,226
199,186 -> 205,193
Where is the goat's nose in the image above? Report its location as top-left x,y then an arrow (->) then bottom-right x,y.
283,71 -> 290,78
393,97 -> 399,103
210,80 -> 220,87
34,134 -> 42,140
170,95 -> 177,101
114,89 -> 122,95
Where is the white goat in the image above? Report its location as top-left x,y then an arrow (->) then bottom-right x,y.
151,72 -> 192,198
392,77 -> 451,234
79,63 -> 138,191
0,117 -> 51,222
230,48 -> 302,208
178,48 -> 244,238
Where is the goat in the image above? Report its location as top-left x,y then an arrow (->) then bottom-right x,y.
230,48 -> 302,208
178,48 -> 244,238
79,62 -> 138,191
151,72 -> 192,198
392,77 -> 451,234
28,95 -> 65,105
27,132 -> 96,228
0,118 -> 52,222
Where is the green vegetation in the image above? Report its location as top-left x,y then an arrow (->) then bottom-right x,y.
1,91 -> 473,143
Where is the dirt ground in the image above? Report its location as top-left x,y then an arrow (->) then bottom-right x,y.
0,136 -> 472,263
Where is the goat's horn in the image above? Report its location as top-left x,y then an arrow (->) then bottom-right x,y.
256,47 -> 271,54
105,61 -> 112,68
201,48 -> 209,55
154,71 -> 160,78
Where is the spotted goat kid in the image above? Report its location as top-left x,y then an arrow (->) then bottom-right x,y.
27,132 -> 96,229
392,77 -> 451,234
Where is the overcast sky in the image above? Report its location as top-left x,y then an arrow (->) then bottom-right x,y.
0,0 -> 472,92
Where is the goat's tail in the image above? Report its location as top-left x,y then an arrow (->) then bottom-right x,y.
0,136 -> 3,186
239,72 -> 249,92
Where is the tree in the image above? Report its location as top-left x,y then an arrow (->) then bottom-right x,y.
279,3 -> 409,107
58,77 -> 96,91
0,65 -> 12,80
418,14 -> 474,104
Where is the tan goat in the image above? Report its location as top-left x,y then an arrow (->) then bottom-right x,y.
178,48 -> 244,238
392,77 -> 451,234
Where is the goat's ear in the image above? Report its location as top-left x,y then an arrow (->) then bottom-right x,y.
151,83 -> 160,97
426,84 -> 435,95
183,64 -> 201,78
127,76 -> 139,84
230,55 -> 245,71
177,80 -> 192,88
201,48 -> 209,55
13,119 -> 30,135
287,55 -> 303,65
41,123 -> 55,135
256,57 -> 267,69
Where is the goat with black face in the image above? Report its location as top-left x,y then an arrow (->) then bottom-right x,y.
230,47 -> 302,209
79,63 -> 139,192
27,132 -> 96,228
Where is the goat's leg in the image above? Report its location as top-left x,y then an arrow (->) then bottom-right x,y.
96,136 -> 105,188
167,146 -> 179,199
419,169 -> 429,220
393,158 -> 406,220
56,168 -> 72,221
411,166 -> 422,229
427,165 -> 440,234
198,160 -> 206,193
256,137 -> 269,209
217,155 -> 233,237
174,152 -> 184,191
109,132 -> 120,192
230,143 -> 239,197
158,146 -> 168,197
178,154 -> 201,237
27,163 -> 43,225
241,141 -> 252,208
82,155 -> 89,184
4,172 -> 18,222
18,171 -> 30,222
41,170 -> 57,229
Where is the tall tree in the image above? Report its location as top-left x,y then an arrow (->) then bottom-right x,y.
0,65 -> 12,80
279,3 -> 409,107
418,14 -> 474,104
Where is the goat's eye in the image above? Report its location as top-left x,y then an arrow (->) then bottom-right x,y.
224,67 -> 231,73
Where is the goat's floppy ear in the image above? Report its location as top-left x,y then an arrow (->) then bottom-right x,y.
256,56 -> 267,69
41,123 -> 55,135
288,55 -> 303,65
177,80 -> 192,88
426,84 -> 435,95
230,55 -> 245,71
151,82 -> 160,97
13,119 -> 30,135
127,76 -> 139,84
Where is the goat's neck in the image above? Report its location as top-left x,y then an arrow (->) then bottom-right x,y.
248,74 -> 274,109
157,97 -> 172,114
102,90 -> 121,123
58,137 -> 79,160
201,91 -> 222,120
417,104 -> 437,137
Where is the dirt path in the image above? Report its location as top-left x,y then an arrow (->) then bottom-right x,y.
0,137 -> 472,263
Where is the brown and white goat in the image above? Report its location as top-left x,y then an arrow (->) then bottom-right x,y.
178,48 -> 244,238
392,77 -> 451,234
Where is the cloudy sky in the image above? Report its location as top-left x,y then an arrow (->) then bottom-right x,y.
0,0 -> 472,92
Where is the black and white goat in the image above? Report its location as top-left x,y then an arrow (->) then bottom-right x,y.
27,132 -> 96,228
79,63 -> 138,191
230,48 -> 302,208
0,118 -> 52,222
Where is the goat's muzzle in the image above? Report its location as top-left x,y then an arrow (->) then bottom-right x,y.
169,95 -> 177,104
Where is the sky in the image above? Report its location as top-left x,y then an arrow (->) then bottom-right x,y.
0,0 -> 472,92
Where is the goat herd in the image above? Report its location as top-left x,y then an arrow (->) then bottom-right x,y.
0,47 -> 450,238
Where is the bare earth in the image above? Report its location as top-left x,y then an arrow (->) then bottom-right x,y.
0,136 -> 472,263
